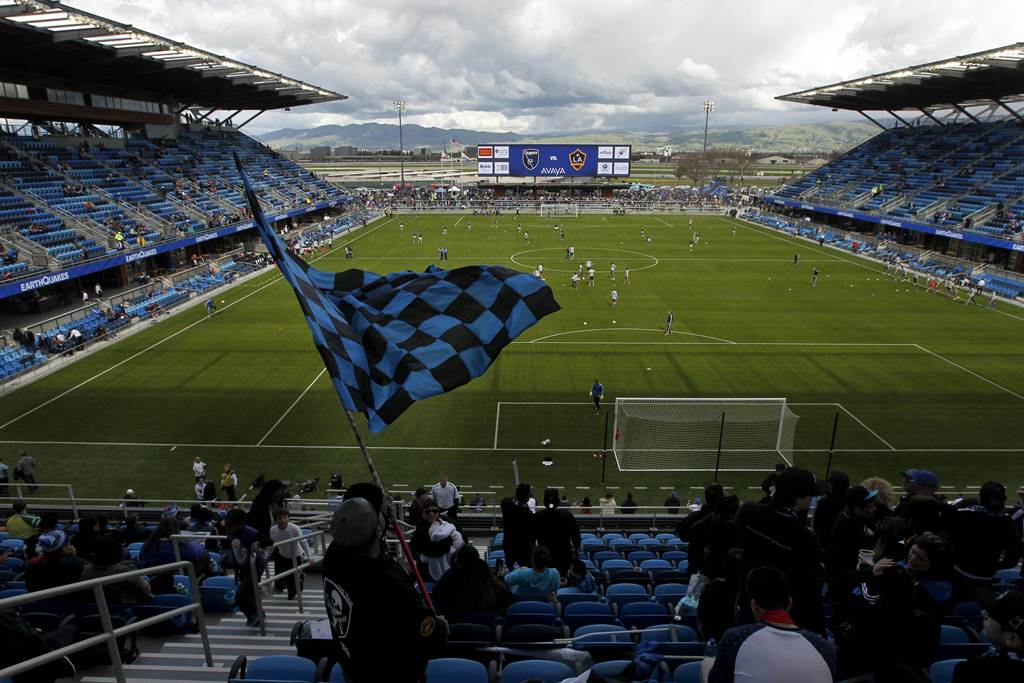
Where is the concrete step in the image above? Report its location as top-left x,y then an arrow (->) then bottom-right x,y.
160,641 -> 291,655
80,663 -> 228,682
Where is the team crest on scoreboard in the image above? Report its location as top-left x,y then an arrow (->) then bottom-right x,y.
568,148 -> 587,171
523,148 -> 540,171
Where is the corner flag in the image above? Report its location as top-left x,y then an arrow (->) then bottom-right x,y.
234,154 -> 560,432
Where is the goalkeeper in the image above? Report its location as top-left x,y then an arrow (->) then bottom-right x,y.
590,378 -> 604,414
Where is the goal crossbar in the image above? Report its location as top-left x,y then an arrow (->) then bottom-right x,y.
611,397 -> 799,472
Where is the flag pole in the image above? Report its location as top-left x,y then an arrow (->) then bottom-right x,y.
342,408 -> 436,612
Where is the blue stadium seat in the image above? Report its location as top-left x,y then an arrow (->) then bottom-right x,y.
501,660 -> 574,683
590,660 -> 631,678
928,659 -> 965,683
605,583 -> 649,613
556,588 -> 600,609
200,576 -> 237,612
563,601 -> 618,634
619,601 -> 672,630
674,661 -> 702,683
426,658 -> 488,683
940,624 -> 970,644
229,654 -> 316,682
653,583 -> 687,609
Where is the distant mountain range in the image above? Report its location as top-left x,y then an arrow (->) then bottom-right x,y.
254,121 -> 878,154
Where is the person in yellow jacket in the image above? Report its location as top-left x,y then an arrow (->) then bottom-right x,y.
221,464 -> 238,501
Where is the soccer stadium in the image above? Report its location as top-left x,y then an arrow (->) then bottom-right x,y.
1,1 -> 1023,682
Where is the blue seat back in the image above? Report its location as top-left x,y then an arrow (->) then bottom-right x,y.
502,659 -> 574,683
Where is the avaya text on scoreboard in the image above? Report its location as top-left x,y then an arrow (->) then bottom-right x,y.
477,144 -> 631,177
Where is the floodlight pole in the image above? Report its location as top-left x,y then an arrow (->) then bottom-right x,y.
394,100 -> 407,192
701,100 -> 714,157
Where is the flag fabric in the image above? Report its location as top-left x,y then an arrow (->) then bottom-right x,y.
451,138 -> 462,151
233,154 -> 560,432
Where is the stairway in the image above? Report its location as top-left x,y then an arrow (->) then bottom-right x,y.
78,573 -> 327,683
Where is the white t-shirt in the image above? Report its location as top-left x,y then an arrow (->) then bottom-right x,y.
611,290 -> 618,301
588,269 -> 595,278
430,482 -> 459,509
709,623 -> 834,683
193,461 -> 206,477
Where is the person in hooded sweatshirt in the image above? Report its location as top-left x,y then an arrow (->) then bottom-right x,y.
533,487 -> 581,578
500,483 -> 536,568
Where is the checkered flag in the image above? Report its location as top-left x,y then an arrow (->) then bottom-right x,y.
234,154 -> 560,432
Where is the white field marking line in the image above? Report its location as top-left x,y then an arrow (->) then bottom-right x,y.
8,438 -> 1024,454
0,217 -> 396,433
454,216 -> 464,226
256,368 -> 327,446
913,344 -> 1024,401
729,216 -> 1024,324
492,402 -> 501,449
835,402 -> 896,451
653,216 -> 674,227
509,247 -> 659,274
525,328 -> 735,344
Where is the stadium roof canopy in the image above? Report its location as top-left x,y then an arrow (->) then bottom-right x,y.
777,42 -> 1024,113
0,0 -> 346,112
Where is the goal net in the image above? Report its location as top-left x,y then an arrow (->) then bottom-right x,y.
540,203 -> 580,218
612,398 -> 799,472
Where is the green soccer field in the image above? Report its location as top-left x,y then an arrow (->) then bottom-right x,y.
0,213 -> 1022,507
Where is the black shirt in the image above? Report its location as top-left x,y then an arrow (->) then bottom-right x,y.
952,649 -> 1024,682
500,499 -> 536,569
322,543 -> 443,683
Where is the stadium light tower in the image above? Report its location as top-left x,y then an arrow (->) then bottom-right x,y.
701,100 -> 714,157
394,100 -> 407,191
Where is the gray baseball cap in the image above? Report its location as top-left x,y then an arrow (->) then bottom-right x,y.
331,497 -> 380,549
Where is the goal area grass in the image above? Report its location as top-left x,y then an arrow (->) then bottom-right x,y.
0,212 -> 1021,506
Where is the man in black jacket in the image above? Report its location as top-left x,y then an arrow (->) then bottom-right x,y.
737,467 -> 827,634
534,487 -> 580,577
946,481 -> 1021,600
675,483 -> 724,541
500,483 -> 535,569
952,589 -> 1024,682
322,483 -> 446,682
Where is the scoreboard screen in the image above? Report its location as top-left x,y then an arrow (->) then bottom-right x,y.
476,143 -> 631,177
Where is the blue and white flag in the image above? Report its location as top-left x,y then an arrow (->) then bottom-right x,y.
234,154 -> 560,432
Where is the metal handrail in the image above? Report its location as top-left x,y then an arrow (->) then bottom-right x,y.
0,482 -> 78,518
0,560 -> 213,683
252,528 -> 327,634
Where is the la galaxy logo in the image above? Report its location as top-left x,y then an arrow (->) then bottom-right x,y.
568,148 -> 587,171
523,148 -> 540,171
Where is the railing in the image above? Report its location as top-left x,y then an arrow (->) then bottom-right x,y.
0,482 -> 78,518
0,560 -> 213,683
169,526 -> 328,636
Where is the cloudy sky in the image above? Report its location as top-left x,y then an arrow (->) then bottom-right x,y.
71,0 -> 1024,134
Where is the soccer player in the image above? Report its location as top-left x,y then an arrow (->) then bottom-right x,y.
523,231 -> 529,243
590,378 -> 604,414
205,298 -> 217,317
345,245 -> 353,259
399,221 -> 405,232
812,266 -> 820,287
568,245 -> 575,260
585,258 -> 593,271
965,286 -> 977,305
794,253 -> 800,265
665,309 -> 673,335
610,263 -> 616,281
623,267 -> 631,284
588,268 -> 596,287
571,273 -> 580,289
610,289 -> 618,306
565,246 -> 571,260
731,226 -> 736,237
559,230 -> 565,242
442,227 -> 447,237
537,264 -> 544,279
577,263 -> 584,277
640,227 -> 646,238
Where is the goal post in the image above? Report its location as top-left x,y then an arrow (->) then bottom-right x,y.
611,398 -> 800,472
540,203 -> 580,218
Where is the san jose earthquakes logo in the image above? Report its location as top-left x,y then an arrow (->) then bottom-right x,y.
324,578 -> 353,641
568,148 -> 587,171
523,148 -> 540,171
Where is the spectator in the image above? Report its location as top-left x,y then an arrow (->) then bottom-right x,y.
621,492 -> 638,514
860,476 -> 895,527
432,544 -> 513,615
70,515 -> 104,564
822,486 -> 878,582
194,476 -> 210,501
81,536 -> 151,605
122,488 -> 142,508
430,473 -> 459,523
469,493 -> 486,513
0,458 -> 8,497
245,479 -> 288,538
894,469 -> 939,514
599,492 -> 617,514
500,483 -> 535,569
192,457 -> 206,481
689,494 -> 741,580
24,513 -> 59,558
321,483 -> 445,682
417,501 -> 463,581
269,509 -> 312,600
676,483 -> 724,541
946,481 -> 1021,599
4,500 -> 39,539
225,508 -> 269,628
759,462 -> 790,502
737,468 -> 827,634
664,489 -> 681,514
504,544 -> 560,598
115,513 -> 150,544
812,470 -> 850,546
566,558 -> 597,593
579,496 -> 592,514
139,517 -> 209,591
952,589 -> 1024,682
0,609 -> 79,683
407,487 -> 429,525
14,452 -> 36,495
709,566 -> 836,683
25,531 -> 86,596
533,487 -> 581,577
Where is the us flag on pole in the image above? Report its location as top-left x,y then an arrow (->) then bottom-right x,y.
233,154 -> 560,432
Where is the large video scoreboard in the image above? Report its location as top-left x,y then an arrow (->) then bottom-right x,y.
476,143 -> 631,177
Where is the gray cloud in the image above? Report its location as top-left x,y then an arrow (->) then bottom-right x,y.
72,0 -> 1024,134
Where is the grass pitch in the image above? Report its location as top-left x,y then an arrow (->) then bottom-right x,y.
0,213 -> 1021,507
